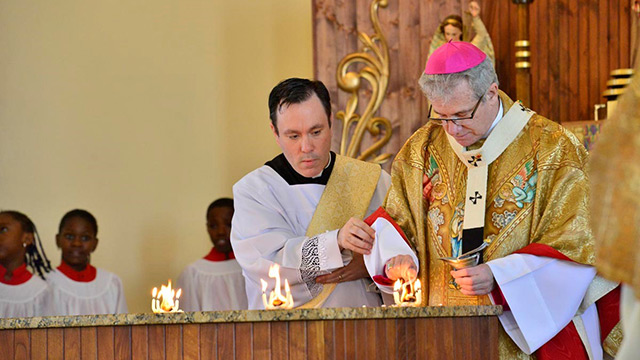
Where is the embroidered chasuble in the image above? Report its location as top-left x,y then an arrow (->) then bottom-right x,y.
383,91 -> 609,359
590,59 -> 640,360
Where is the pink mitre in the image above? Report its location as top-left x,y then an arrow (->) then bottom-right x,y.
424,41 -> 487,74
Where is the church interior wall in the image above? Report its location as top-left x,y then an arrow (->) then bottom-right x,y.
0,0 -> 313,313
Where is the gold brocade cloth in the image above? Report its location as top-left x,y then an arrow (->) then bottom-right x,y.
383,91 -> 595,359
297,154 -> 381,309
590,62 -> 640,300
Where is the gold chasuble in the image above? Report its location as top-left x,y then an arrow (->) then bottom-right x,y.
591,65 -> 640,300
298,154 -> 381,308
384,91 -> 596,358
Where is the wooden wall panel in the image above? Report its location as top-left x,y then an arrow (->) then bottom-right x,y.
183,324 -> 200,360
14,329 -> 30,359
30,329 -> 47,360
235,323 -> 252,360
97,326 -> 115,360
216,323 -> 234,359
252,322 -> 271,359
166,324 -> 182,360
0,315 -> 501,359
199,323 -> 216,360
63,327 -> 81,359
270,321 -> 289,359
131,325 -> 148,360
47,328 -> 64,359
0,330 -> 15,360
80,327 -> 97,359
313,0 -> 633,160
115,326 -> 132,360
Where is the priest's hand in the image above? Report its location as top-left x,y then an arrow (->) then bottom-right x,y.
315,253 -> 369,284
450,264 -> 495,296
337,217 -> 375,255
384,255 -> 418,282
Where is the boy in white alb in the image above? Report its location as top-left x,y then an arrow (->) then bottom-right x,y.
177,198 -> 247,311
48,209 -> 127,315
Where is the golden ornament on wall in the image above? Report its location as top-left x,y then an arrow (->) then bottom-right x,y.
335,0 -> 393,164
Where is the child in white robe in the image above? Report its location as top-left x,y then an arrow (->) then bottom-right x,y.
48,209 -> 128,315
0,210 -> 53,318
177,198 -> 248,311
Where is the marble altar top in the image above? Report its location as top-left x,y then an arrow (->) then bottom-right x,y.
0,305 -> 501,330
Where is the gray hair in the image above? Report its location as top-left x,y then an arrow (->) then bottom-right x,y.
418,57 -> 499,103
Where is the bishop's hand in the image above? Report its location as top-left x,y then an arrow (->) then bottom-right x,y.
450,263 -> 495,295
384,255 -> 418,282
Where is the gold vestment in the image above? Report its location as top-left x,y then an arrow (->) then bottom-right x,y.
384,92 -> 597,359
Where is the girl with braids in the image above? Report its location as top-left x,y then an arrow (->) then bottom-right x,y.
0,210 -> 54,318
48,209 -> 127,315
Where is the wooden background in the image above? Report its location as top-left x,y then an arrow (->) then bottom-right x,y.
0,316 -> 499,359
313,0 -> 634,162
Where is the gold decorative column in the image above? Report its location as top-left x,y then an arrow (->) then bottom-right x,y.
512,0 -> 533,107
335,0 -> 392,164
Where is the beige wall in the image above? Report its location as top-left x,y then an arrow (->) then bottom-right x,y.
0,1 -> 312,313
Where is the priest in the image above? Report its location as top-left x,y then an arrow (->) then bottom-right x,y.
382,42 -> 620,359
231,78 -> 390,309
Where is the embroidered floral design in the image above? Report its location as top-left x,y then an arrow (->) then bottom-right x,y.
491,210 -> 518,229
423,155 -> 442,201
428,207 -> 445,244
423,173 -> 433,200
450,204 -> 464,257
493,160 -> 537,209
300,236 -> 323,297
485,234 -> 497,245
510,161 -> 537,208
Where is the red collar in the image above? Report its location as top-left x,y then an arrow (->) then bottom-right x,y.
204,247 -> 235,261
0,263 -> 33,285
57,261 -> 97,282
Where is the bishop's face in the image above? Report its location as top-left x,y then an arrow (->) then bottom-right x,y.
429,80 -> 500,147
271,94 -> 332,178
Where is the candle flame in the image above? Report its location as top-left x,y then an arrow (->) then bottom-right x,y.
261,264 -> 294,309
393,279 -> 422,307
151,279 -> 184,313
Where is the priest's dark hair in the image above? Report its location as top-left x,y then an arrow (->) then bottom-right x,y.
0,210 -> 52,280
207,198 -> 234,217
59,209 -> 98,236
268,78 -> 332,135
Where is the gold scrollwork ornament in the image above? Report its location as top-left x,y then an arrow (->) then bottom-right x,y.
335,0 -> 392,164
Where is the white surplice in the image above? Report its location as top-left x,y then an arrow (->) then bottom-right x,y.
0,276 -> 53,318
47,268 -> 128,315
487,254 -> 615,359
232,165 -> 390,310
177,258 -> 248,311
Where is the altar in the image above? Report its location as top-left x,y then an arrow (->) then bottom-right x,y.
0,305 -> 501,359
